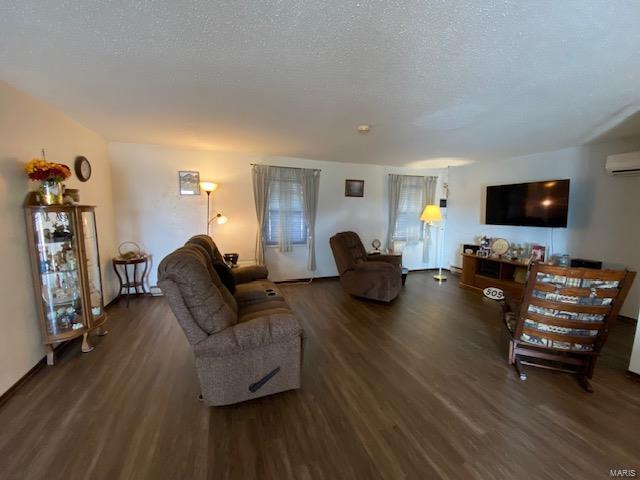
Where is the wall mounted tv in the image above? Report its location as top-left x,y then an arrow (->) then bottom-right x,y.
485,179 -> 570,228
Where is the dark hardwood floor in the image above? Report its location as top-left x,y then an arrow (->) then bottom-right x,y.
1,272 -> 639,479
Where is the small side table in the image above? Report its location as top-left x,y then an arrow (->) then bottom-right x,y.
112,255 -> 149,306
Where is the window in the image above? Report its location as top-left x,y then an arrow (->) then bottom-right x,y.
393,177 -> 425,243
264,176 -> 308,246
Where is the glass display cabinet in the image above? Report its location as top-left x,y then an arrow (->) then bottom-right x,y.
24,204 -> 108,365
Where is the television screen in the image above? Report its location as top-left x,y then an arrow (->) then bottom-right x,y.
485,179 -> 570,228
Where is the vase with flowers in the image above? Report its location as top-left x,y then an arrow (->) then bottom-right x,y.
25,157 -> 72,205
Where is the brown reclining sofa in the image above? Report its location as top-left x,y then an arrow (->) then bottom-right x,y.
158,234 -> 303,406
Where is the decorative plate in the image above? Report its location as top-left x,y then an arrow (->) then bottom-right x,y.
491,238 -> 510,256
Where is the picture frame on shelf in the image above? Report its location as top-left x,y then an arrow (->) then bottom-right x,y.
531,245 -> 546,262
178,171 -> 201,195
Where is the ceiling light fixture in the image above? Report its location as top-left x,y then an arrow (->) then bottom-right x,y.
357,124 -> 370,134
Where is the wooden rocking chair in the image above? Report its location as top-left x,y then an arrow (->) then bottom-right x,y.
502,262 -> 635,392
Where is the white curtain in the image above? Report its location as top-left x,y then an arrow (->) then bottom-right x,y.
253,165 -> 320,270
388,174 -> 439,262
251,165 -> 271,264
300,169 -> 320,271
422,176 -> 438,263
400,175 -> 426,245
386,174 -> 403,251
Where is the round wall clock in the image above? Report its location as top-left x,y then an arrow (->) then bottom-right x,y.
74,156 -> 92,182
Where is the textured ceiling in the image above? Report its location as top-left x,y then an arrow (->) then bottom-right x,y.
2,1 -> 640,166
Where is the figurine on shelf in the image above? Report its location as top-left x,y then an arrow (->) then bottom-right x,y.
52,224 -> 72,241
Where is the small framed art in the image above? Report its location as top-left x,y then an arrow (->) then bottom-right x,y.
179,171 -> 201,195
345,179 -> 364,197
531,245 -> 546,262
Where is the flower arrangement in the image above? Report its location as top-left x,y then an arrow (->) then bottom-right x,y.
24,159 -> 71,183
25,154 -> 72,205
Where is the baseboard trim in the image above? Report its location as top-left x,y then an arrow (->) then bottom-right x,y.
617,315 -> 637,325
0,357 -> 47,409
0,300 -> 118,409
274,276 -> 337,284
626,370 -> 640,382
273,268 -> 450,284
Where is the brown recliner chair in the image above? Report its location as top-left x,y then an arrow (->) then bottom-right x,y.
329,231 -> 402,302
158,237 -> 303,406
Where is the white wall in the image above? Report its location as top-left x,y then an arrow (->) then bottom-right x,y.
109,142 -> 444,285
0,81 -> 118,395
444,137 -> 640,318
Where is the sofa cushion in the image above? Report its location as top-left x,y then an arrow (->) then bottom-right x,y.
185,234 -> 225,263
238,298 -> 292,322
232,264 -> 269,284
234,280 -> 282,306
182,244 -> 238,314
329,231 -> 368,275
193,310 -> 302,357
157,247 -> 237,334
213,261 -> 236,294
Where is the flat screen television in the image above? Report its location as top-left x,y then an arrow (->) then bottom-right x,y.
485,179 -> 570,228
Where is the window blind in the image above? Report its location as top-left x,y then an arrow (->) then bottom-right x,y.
393,176 -> 425,243
265,177 -> 308,246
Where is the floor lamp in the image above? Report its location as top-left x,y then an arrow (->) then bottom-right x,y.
420,204 -> 446,282
200,181 -> 218,235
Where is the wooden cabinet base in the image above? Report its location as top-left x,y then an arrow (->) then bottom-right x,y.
44,321 -> 108,365
460,253 -> 527,298
81,332 -> 94,353
45,345 -> 55,366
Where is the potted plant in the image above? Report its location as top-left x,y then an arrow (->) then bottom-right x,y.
25,158 -> 71,205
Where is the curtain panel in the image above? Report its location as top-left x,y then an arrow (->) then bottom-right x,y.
300,169 -> 320,271
387,174 -> 439,262
422,176 -> 438,263
386,174 -> 403,251
251,164 -> 271,264
252,164 -> 320,270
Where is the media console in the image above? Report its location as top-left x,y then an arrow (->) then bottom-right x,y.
459,253 -> 528,298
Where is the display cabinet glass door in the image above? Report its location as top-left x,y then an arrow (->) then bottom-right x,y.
32,209 -> 85,338
80,209 -> 105,326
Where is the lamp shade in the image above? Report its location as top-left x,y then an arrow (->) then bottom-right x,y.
216,213 -> 228,225
200,181 -> 218,193
420,204 -> 442,223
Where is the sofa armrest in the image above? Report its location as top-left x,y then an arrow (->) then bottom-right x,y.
232,264 -> 269,284
367,254 -> 402,266
193,313 -> 302,357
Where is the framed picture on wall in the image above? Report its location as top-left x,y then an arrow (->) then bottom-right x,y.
178,171 -> 201,195
345,179 -> 364,197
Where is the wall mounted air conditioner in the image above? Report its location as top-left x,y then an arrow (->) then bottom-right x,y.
605,151 -> 640,176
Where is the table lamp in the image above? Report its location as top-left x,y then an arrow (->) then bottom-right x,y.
420,204 -> 446,282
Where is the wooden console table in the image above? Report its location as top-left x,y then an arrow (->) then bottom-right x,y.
460,253 -> 528,298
